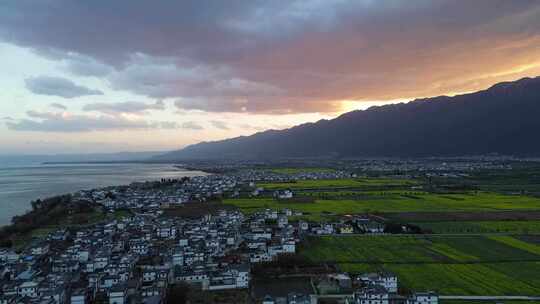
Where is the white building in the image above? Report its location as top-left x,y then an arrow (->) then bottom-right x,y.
95,255 -> 109,270
275,190 -> 293,199
282,240 -> 296,253
78,249 -> 90,262
358,272 -> 398,293
108,287 -> 126,304
157,225 -> 176,239
173,252 -> 184,266
70,289 -> 87,304
30,243 -> 49,255
232,265 -> 250,288
18,281 -> 38,298
249,252 -> 272,263
350,285 -> 389,304
278,216 -> 288,228
407,292 -> 439,304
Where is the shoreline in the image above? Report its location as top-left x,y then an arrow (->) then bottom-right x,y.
0,163 -> 208,226
41,160 -> 183,165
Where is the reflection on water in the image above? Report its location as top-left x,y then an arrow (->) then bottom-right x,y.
0,163 -> 206,225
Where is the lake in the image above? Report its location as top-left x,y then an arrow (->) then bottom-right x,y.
0,163 -> 206,225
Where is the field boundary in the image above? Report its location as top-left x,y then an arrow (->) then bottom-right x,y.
326,259 -> 540,265
440,296 -> 540,300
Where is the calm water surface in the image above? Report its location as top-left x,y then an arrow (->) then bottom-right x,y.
0,163 -> 206,225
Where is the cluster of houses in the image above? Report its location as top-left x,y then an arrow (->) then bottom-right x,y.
0,168 -> 448,304
75,174 -> 242,210
235,170 -> 351,184
347,158 -> 512,173
260,272 -> 439,304
0,204 -> 308,304
72,168 -> 351,212
303,215 -> 385,236
0,195 -> 405,304
350,272 -> 438,304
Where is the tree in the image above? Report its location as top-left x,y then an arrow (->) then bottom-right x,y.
166,283 -> 191,304
384,223 -> 403,234
31,199 -> 42,210
0,239 -> 13,248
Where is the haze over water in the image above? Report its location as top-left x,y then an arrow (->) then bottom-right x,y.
0,162 -> 206,225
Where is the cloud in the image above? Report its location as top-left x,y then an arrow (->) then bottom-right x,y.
108,54 -> 283,109
174,96 -> 343,114
50,103 -> 67,110
83,100 -> 165,114
63,54 -> 113,77
210,120 -> 229,130
5,110 -> 178,132
180,121 -> 204,130
158,121 -> 179,129
34,49 -> 113,77
238,123 -> 266,131
271,123 -> 293,130
26,110 -> 59,120
3,1 -> 540,113
25,76 -> 104,98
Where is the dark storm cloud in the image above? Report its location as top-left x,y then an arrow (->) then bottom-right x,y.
25,76 -> 104,98
3,1 -> 540,113
0,1 -> 264,65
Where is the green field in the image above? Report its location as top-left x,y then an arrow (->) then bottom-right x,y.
267,167 -> 337,174
443,302 -> 540,304
224,191 -> 540,221
251,175 -> 540,295
415,221 -> 540,234
456,166 -> 540,195
489,235 -> 540,255
300,235 -> 540,295
257,178 -> 416,190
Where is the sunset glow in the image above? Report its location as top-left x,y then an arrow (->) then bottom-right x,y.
1,1 -> 540,154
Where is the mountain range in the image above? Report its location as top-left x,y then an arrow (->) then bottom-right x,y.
158,76 -> 540,160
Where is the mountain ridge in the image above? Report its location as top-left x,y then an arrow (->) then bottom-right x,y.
157,76 -> 540,160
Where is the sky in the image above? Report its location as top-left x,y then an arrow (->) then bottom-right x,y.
1,0 -> 540,154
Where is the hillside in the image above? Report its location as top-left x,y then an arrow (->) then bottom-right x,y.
159,76 -> 540,159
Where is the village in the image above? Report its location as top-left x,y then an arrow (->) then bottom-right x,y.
0,168 -> 447,304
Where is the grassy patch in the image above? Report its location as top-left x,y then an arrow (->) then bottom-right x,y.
299,235 -> 540,295
429,243 -> 478,262
443,301 -> 540,304
225,191 -> 540,221
416,221 -> 540,234
338,262 -> 540,295
110,209 -> 133,220
258,178 -> 416,190
268,167 -> 336,174
489,236 -> 540,255
6,208 -> 107,250
301,235 -> 540,264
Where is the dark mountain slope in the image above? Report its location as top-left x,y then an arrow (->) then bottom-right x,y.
159,76 -> 540,159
